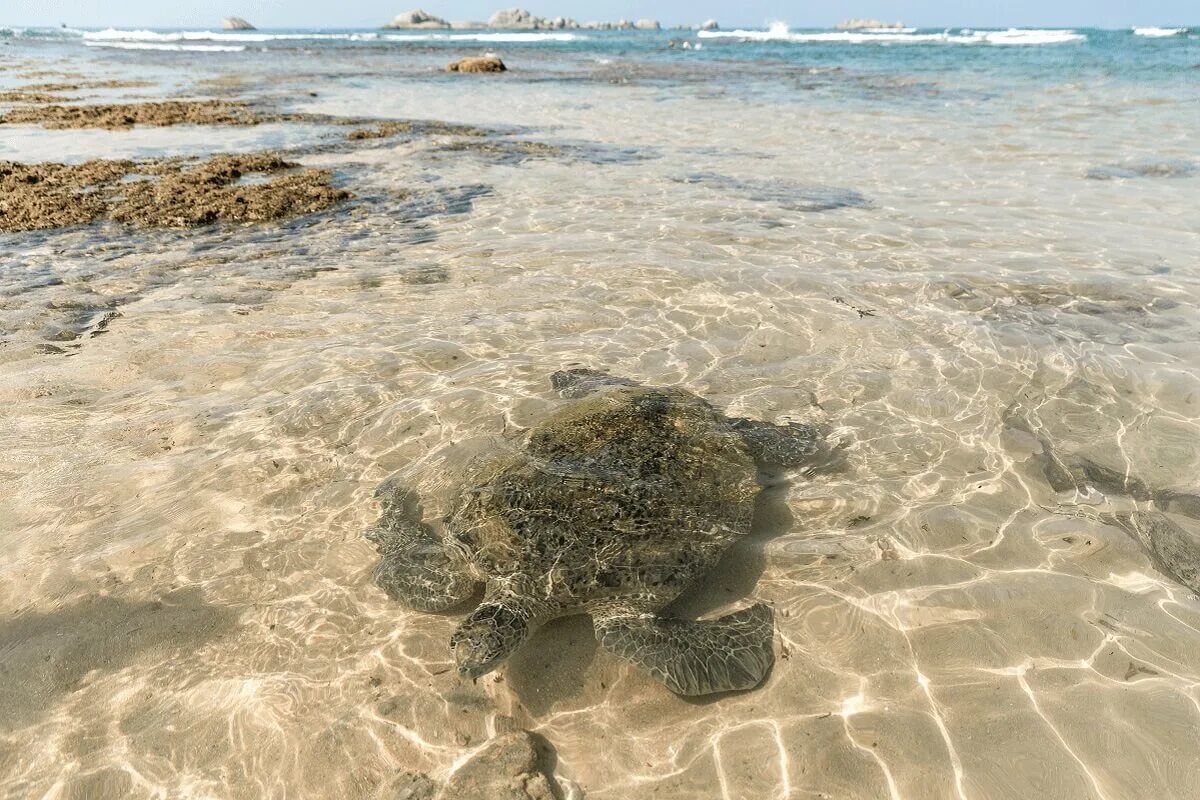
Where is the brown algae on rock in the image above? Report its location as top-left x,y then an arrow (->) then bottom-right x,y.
0,99 -> 276,129
346,119 -> 489,140
0,153 -> 350,232
445,56 -> 508,74
0,159 -> 135,230
0,91 -> 78,103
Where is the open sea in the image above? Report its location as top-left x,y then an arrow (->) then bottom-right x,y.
1,21 -> 1199,800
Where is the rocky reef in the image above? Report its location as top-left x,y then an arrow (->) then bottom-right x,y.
0,99 -> 271,129
0,153 -> 349,232
389,8 -> 678,30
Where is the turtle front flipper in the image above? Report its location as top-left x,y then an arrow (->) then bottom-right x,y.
726,417 -> 823,468
365,478 -> 479,612
590,601 -> 775,696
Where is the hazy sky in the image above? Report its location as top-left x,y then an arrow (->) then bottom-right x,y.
5,1 -> 1195,30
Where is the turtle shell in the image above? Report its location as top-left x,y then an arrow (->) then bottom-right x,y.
447,386 -> 760,604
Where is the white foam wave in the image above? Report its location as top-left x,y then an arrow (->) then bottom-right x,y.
0,25 -> 87,40
81,28 -> 380,44
697,25 -> 1086,45
1133,27 -> 1187,37
83,40 -> 246,52
78,28 -> 580,45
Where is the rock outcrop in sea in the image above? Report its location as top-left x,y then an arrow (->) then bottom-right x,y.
221,17 -> 255,30
378,8 -> 680,31
700,19 -> 719,31
488,8 -> 542,28
445,56 -> 507,73
383,9 -> 451,29
485,8 -> 577,29
835,18 -> 905,30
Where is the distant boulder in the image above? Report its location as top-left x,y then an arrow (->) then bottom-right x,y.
383,9 -> 451,29
834,18 -> 904,30
445,56 -> 507,73
635,18 -> 660,30
700,19 -> 719,31
488,8 -> 541,28
221,17 -> 255,30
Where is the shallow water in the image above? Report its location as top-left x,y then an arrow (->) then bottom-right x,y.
2,25 -> 1200,799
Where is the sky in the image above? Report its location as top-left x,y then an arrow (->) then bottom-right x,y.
4,1 -> 1195,30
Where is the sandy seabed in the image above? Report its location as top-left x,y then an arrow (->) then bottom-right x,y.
2,31 -> 1200,800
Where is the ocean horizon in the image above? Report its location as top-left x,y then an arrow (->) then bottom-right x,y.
2,11 -> 1199,800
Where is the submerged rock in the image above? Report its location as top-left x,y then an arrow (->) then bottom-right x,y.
345,118 -> 488,140
0,90 -> 72,103
381,730 -> 569,800
441,732 -> 559,800
385,772 -> 438,800
445,56 -> 507,73
221,17 -> 256,30
674,172 -> 870,211
383,9 -> 451,29
1086,159 -> 1197,180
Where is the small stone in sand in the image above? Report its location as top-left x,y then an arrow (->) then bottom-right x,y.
445,56 -> 507,74
440,731 -> 559,800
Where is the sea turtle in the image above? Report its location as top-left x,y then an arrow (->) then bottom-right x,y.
365,368 -> 822,696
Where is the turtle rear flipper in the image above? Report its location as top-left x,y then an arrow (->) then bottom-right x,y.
592,602 -> 775,696
727,417 -> 823,468
366,478 -> 479,612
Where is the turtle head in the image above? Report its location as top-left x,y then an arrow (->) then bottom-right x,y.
450,602 -> 530,679
550,367 -> 639,399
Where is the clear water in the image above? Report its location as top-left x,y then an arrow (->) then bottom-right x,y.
1,24 -> 1199,800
